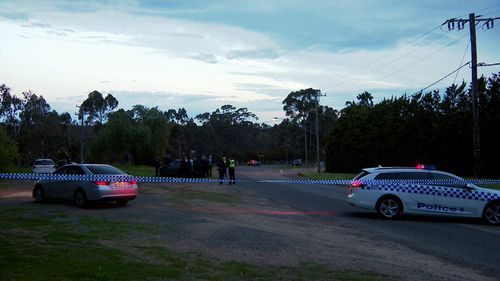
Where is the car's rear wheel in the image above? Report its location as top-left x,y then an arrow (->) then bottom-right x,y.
34,186 -> 45,203
116,199 -> 128,207
74,189 -> 87,208
376,196 -> 402,219
483,202 -> 500,225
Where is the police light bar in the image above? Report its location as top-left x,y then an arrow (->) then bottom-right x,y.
416,164 -> 436,170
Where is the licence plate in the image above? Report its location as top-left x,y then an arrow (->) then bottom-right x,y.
114,182 -> 131,188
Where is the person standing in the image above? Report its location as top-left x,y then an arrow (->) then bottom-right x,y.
216,157 -> 227,184
207,155 -> 213,177
154,157 -> 161,177
228,158 -> 236,184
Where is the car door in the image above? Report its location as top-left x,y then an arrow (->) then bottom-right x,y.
392,172 -> 433,214
408,172 -> 479,216
62,166 -> 86,200
426,173 -> 480,217
44,167 -> 67,199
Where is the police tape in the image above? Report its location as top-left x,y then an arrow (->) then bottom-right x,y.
1,173 -> 500,186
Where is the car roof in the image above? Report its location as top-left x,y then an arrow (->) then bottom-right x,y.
363,167 -> 439,173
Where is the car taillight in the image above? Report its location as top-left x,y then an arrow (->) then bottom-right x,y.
129,180 -> 137,185
350,180 -> 364,188
95,181 -> 110,186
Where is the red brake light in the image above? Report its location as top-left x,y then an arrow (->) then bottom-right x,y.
129,180 -> 137,185
94,181 -> 110,186
416,164 -> 424,169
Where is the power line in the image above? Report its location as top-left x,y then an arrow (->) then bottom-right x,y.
364,31 -> 451,74
377,33 -> 468,81
414,61 -> 471,95
453,40 -> 470,84
332,23 -> 447,86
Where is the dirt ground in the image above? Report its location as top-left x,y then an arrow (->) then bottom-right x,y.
0,178 -> 494,281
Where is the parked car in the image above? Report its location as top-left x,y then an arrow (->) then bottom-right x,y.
159,160 -> 183,177
247,159 -> 261,166
348,165 -> 500,225
32,159 -> 56,174
33,164 -> 138,207
291,159 -> 303,166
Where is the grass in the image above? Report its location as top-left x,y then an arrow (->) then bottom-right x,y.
114,164 -> 156,177
0,207 -> 395,281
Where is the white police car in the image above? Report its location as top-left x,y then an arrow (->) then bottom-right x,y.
347,166 -> 500,225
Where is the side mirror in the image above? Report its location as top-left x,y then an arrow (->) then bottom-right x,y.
465,184 -> 476,191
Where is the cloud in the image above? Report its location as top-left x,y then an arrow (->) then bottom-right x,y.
0,11 -> 29,21
46,30 -> 68,37
189,53 -> 218,64
21,22 -> 52,28
226,48 -> 280,60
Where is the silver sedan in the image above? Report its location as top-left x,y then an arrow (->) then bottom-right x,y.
33,164 -> 138,207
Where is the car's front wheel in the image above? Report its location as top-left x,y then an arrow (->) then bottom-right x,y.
74,189 -> 87,208
483,202 -> 500,225
34,186 -> 45,203
376,196 -> 402,219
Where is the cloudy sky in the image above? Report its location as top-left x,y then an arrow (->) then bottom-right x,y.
1,0 -> 499,122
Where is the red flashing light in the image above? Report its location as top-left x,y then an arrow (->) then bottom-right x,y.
416,164 -> 424,169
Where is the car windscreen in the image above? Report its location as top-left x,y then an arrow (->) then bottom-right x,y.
34,160 -> 54,165
86,165 -> 124,175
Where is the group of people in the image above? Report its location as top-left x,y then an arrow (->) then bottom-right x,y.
154,155 -> 214,178
216,156 -> 236,184
153,155 -> 237,184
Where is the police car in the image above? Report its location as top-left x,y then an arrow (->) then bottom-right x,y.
347,165 -> 500,225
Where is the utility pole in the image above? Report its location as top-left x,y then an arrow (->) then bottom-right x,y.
314,89 -> 326,173
445,13 -> 499,177
76,105 -> 84,164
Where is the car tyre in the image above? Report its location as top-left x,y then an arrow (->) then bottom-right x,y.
34,186 -> 45,203
483,202 -> 500,225
376,196 -> 402,219
74,189 -> 87,208
116,199 -> 128,207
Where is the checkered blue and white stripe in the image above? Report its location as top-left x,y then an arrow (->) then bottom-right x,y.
363,183 -> 500,202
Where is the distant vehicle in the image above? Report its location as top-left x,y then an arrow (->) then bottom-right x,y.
159,160 -> 183,177
32,159 -> 56,174
291,159 -> 303,166
247,159 -> 261,166
33,164 -> 138,207
348,165 -> 500,225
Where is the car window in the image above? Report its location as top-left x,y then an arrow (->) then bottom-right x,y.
397,172 -> 430,180
35,159 -> 54,165
374,173 -> 400,180
53,167 -> 67,174
67,166 -> 86,175
431,173 -> 460,181
431,172 -> 467,188
86,165 -> 124,174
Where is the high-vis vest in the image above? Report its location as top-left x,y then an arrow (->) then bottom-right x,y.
229,159 -> 235,168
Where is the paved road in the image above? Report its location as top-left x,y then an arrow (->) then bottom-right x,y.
237,165 -> 500,278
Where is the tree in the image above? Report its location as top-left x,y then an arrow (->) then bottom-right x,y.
79,90 -> 118,126
282,88 -> 321,124
0,126 -> 17,171
17,91 -> 65,162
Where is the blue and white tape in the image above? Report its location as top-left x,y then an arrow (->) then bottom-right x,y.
0,173 -> 500,186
